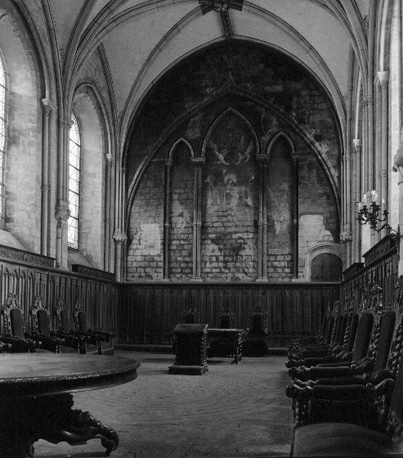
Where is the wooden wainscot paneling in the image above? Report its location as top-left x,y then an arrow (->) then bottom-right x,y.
342,235 -> 399,310
119,282 -> 340,347
0,249 -> 118,338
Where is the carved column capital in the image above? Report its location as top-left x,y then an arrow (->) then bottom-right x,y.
352,138 -> 361,153
191,157 -> 205,165
41,98 -> 57,116
55,200 -> 70,221
378,71 -> 389,90
255,154 -> 269,165
340,230 -> 352,242
113,230 -> 127,244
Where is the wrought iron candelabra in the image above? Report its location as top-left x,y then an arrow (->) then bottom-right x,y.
357,190 -> 400,240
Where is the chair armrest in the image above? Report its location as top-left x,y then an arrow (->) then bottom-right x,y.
286,378 -> 395,429
289,364 -> 356,381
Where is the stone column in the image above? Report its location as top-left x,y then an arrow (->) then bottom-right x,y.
343,137 -> 352,266
192,157 -> 205,281
393,139 -> 403,271
256,154 -> 268,281
292,157 -> 299,279
352,139 -> 362,263
104,152 -> 113,272
55,117 -> 71,269
55,201 -> 70,269
163,157 -> 173,280
41,98 -> 56,257
378,71 -> 389,239
113,229 -> 127,282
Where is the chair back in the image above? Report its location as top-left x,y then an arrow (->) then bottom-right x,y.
323,315 -> 335,343
30,295 -> 51,337
10,308 -> 24,338
351,311 -> 374,361
1,293 -> 26,339
330,313 -> 344,346
37,309 -> 51,337
249,306 -> 267,336
373,310 -> 396,372
60,309 -> 70,332
343,312 -> 359,352
55,299 -> 71,333
183,306 -> 198,324
219,305 -> 233,329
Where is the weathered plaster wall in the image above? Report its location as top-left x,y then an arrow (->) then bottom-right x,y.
126,42 -> 341,282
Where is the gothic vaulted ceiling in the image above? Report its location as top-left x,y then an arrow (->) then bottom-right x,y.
23,0 -> 370,142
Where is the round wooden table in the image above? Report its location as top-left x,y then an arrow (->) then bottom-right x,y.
0,353 -> 140,458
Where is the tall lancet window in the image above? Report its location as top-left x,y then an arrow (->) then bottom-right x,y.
68,113 -> 81,248
0,54 -> 6,226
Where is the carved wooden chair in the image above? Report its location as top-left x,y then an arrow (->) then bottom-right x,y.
286,278 -> 403,436
288,299 -> 396,384
242,305 -> 269,356
286,287 -> 378,371
29,295 -> 63,353
217,304 -> 234,329
207,305 -> 243,363
182,305 -> 199,324
288,300 -> 343,360
288,318 -> 403,457
73,301 -> 115,355
54,299 -> 86,353
289,300 -> 338,351
1,293 -> 39,352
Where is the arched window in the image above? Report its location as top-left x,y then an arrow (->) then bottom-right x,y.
0,53 -> 6,226
68,113 -> 81,248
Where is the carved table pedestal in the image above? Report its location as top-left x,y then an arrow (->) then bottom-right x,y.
0,353 -> 140,458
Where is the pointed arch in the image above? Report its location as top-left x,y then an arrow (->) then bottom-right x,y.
168,138 -> 195,160
266,131 -> 296,157
201,107 -> 260,158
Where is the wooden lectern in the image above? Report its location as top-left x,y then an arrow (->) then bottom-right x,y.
169,323 -> 208,375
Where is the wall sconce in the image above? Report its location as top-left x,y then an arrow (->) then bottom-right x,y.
357,190 -> 400,240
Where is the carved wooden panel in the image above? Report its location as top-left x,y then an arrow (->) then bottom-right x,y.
0,260 -> 118,338
120,282 -> 340,347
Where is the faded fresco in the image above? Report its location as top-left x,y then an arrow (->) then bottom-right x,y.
201,112 -> 258,281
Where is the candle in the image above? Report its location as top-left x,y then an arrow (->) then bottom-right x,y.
362,193 -> 367,204
371,190 -> 378,202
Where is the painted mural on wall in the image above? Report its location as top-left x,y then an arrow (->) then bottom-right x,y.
201,111 -> 258,281
267,136 -> 294,279
168,144 -> 194,279
126,42 -> 341,282
127,161 -> 165,280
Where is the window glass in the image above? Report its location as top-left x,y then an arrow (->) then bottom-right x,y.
68,113 -> 81,248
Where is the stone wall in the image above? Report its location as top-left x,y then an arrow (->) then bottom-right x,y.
126,42 -> 341,282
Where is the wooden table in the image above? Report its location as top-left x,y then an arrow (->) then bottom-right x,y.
0,353 -> 140,458
207,328 -> 244,364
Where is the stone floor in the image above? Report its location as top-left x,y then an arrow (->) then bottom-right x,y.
34,351 -> 294,458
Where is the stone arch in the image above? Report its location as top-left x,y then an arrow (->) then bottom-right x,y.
266,131 -> 296,155
305,242 -> 342,282
201,107 -> 260,158
266,132 -> 296,279
166,138 -> 195,280
70,84 -> 109,270
168,138 -> 195,160
0,10 -> 43,253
